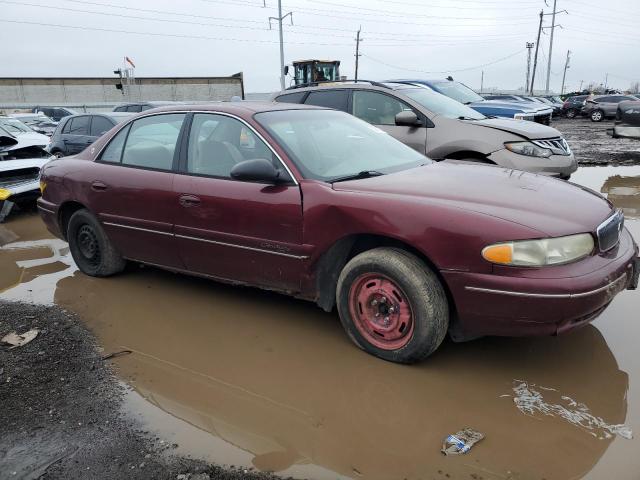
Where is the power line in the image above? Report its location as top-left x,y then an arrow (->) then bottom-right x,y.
361,49 -> 524,74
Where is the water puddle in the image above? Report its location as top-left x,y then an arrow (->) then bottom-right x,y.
1,169 -> 640,479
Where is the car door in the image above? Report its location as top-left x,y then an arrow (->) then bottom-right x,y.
173,112 -> 305,291
86,113 -> 187,267
64,115 -> 94,154
351,90 -> 427,154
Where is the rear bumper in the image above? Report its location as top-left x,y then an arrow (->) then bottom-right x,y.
487,149 -> 577,178
613,125 -> 640,139
443,229 -> 639,341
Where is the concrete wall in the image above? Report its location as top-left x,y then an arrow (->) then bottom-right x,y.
0,76 -> 244,109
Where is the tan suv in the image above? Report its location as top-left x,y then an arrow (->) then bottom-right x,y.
273,82 -> 577,179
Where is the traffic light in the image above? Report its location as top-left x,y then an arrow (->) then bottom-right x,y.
113,69 -> 124,94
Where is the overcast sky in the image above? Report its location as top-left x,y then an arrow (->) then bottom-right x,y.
1,0 -> 638,93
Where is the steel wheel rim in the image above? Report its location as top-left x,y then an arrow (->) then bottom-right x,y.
77,224 -> 101,267
348,273 -> 414,350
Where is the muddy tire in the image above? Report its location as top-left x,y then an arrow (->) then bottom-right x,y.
51,150 -> 64,159
591,109 -> 604,122
566,108 -> 577,119
336,247 -> 448,364
67,209 -> 126,277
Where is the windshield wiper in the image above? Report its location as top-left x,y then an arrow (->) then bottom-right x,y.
457,116 -> 479,120
330,170 -> 385,183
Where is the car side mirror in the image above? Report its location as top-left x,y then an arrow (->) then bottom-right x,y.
395,110 -> 421,127
284,65 -> 289,76
230,158 -> 281,183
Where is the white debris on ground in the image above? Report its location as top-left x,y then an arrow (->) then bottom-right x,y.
509,380 -> 633,440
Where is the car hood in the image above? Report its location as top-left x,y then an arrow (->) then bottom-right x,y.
470,117 -> 561,139
471,100 -> 549,113
333,162 -> 613,237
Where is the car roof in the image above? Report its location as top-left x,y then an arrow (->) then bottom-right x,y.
145,101 -> 327,115
276,82 -> 421,95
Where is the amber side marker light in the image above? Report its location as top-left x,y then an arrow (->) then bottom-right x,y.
482,243 -> 513,265
39,181 -> 46,194
0,188 -> 11,201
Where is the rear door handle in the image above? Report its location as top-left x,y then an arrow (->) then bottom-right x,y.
91,181 -> 108,191
179,194 -> 201,207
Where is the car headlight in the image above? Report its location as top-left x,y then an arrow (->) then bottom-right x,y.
482,233 -> 594,266
504,141 -> 552,158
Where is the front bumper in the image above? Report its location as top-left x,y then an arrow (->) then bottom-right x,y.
443,228 -> 639,341
487,149 -> 577,178
36,198 -> 63,238
613,125 -> 640,140
0,180 -> 41,221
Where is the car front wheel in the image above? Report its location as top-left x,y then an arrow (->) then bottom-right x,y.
336,247 -> 449,363
566,108 -> 577,119
591,109 -> 604,122
67,209 -> 126,277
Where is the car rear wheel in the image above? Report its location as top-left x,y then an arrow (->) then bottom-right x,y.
566,108 -> 578,119
591,109 -> 604,122
67,209 -> 126,277
336,247 -> 448,363
51,151 -> 64,159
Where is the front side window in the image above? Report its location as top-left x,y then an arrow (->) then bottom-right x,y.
186,113 -> 281,179
352,90 -> 415,126
256,109 -> 428,182
68,116 -> 90,135
121,114 -> 185,170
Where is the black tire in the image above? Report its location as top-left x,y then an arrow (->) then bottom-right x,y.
591,109 -> 604,122
51,150 -> 64,159
336,247 -> 449,363
566,109 -> 577,119
67,209 -> 126,277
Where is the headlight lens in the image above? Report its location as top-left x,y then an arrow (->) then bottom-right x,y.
482,233 -> 594,266
504,141 -> 552,158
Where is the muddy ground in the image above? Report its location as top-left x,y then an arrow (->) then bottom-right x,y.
554,117 -> 640,165
1,134 -> 640,479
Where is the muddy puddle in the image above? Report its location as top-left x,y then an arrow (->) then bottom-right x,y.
1,166 -> 640,479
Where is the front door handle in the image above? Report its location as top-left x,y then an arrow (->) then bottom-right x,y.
91,181 -> 108,191
179,194 -> 201,207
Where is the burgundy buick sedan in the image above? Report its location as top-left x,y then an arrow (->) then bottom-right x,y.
37,103 -> 639,363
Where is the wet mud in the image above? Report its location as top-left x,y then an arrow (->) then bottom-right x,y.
555,118 -> 640,166
1,166 -> 640,479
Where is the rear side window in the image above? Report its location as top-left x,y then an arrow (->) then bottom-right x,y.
90,116 -> 114,136
113,106 -> 126,112
275,92 -> 307,104
304,90 -> 349,111
596,96 -> 613,103
121,114 -> 186,170
100,124 -> 130,163
68,116 -> 90,135
126,105 -> 142,112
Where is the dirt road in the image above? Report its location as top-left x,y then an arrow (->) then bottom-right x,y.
1,164 -> 640,479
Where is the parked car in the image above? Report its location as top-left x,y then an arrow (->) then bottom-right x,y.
48,112 -> 132,157
31,106 -> 78,122
523,96 -> 563,116
613,100 -> 640,139
37,103 -> 639,363
562,95 -> 589,119
274,82 -> 576,178
582,94 -> 638,122
389,79 -> 554,124
10,113 -> 58,136
0,126 -> 52,222
113,101 -> 185,113
0,116 -> 50,147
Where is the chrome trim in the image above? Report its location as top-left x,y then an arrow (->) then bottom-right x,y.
102,222 -> 173,236
465,272 -> 627,299
532,137 -> 571,156
175,233 -> 308,260
596,209 -> 624,252
93,109 -> 299,186
37,205 -> 55,214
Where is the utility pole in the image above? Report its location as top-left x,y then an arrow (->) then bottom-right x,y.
579,79 -> 584,92
525,42 -> 534,92
269,0 -> 292,91
604,72 -> 609,91
355,27 -> 362,81
530,10 -> 543,95
560,50 -> 570,95
480,70 -> 484,93
545,0 -> 558,94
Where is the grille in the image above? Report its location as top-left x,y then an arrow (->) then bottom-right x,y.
597,210 -> 624,252
0,167 -> 40,188
533,113 -> 552,125
532,137 -> 571,156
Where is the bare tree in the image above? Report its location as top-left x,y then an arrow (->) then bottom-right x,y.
630,81 -> 640,94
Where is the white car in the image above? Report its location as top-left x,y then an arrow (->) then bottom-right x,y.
0,116 -> 50,147
0,127 -> 52,222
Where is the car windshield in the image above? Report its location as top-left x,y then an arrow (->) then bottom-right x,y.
429,81 -> 484,104
401,88 -> 485,120
255,109 -> 429,182
0,118 -> 33,134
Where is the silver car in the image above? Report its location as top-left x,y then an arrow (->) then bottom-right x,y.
582,94 -> 638,122
273,82 -> 576,179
